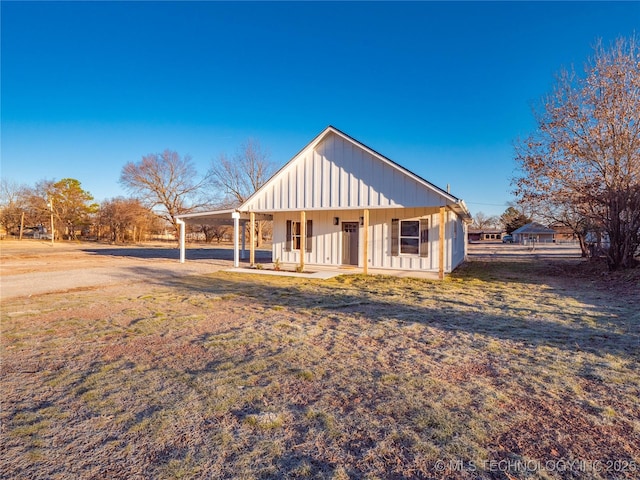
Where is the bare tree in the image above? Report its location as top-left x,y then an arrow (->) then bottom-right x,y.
120,150 -> 212,236
210,139 -> 274,205
0,179 -> 30,236
520,195 -> 593,257
13,181 -> 50,236
471,211 -> 499,229
514,37 -> 640,269
209,139 -> 275,246
99,197 -> 158,243
199,224 -> 229,243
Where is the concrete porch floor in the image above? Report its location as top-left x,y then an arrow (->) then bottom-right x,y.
225,263 -> 442,280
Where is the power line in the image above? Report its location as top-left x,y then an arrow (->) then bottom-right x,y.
465,201 -> 510,207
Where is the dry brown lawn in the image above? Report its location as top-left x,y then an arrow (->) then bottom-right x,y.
1,248 -> 639,479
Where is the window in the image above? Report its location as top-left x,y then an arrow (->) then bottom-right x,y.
285,220 -> 312,252
292,221 -> 302,250
391,218 -> 429,257
400,220 -> 420,254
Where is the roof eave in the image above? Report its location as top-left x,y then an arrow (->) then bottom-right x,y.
176,208 -> 237,220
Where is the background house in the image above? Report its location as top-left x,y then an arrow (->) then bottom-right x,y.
467,228 -> 506,242
511,222 -> 556,244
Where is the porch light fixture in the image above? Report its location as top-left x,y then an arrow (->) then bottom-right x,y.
333,217 -> 339,225
359,216 -> 364,226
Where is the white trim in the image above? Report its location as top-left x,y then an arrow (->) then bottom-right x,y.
177,208 -> 236,219
177,218 -> 186,263
399,219 -> 420,255
232,212 -> 240,268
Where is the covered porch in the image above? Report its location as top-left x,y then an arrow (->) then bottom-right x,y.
177,206 -> 453,279
176,209 -> 273,267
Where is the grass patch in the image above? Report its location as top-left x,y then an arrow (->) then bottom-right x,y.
2,258 -> 639,479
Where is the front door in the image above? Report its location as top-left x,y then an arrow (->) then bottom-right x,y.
341,222 -> 359,266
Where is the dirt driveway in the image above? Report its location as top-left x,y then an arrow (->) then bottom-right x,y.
1,240 -> 582,301
0,240 -> 272,301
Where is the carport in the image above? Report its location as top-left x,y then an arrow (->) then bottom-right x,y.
176,209 -> 273,266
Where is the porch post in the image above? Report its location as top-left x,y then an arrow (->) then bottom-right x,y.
299,210 -> 306,271
241,220 -> 246,259
363,208 -> 369,275
439,207 -> 445,279
177,218 -> 186,263
232,212 -> 240,268
249,211 -> 256,266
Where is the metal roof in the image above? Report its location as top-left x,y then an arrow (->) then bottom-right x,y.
511,222 -> 556,235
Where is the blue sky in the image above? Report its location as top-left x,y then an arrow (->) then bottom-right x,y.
2,1 -> 638,217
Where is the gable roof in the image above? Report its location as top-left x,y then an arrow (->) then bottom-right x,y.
239,125 -> 470,218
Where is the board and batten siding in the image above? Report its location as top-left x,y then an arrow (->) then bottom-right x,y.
272,207 -> 465,273
244,132 -> 449,212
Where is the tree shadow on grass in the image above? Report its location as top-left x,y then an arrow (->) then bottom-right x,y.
82,246 -> 272,262
123,262 -> 639,360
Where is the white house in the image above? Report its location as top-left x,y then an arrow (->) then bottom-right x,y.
177,126 -> 471,278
